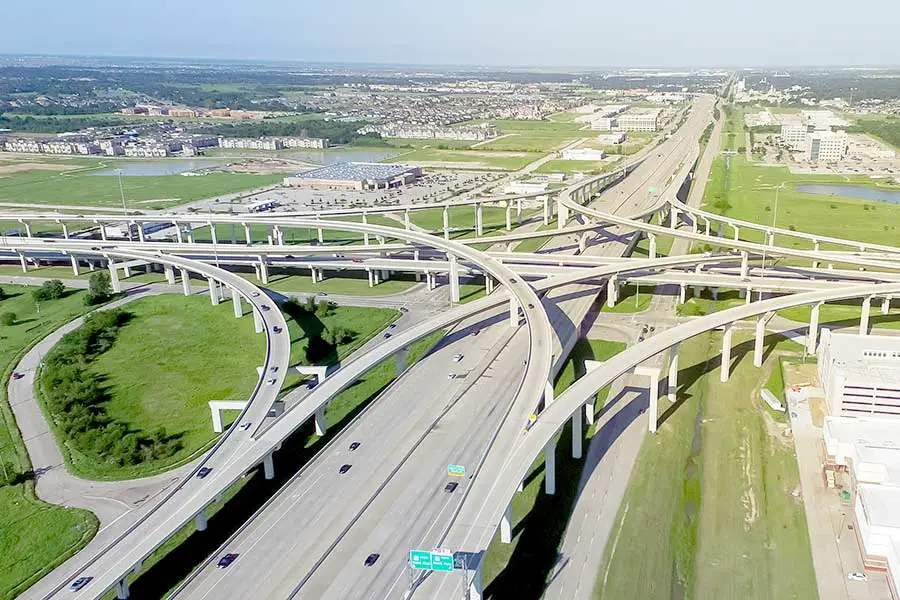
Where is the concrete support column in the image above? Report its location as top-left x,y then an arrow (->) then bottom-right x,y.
23,222 -> 32,238
670,206 -> 679,229
649,233 -> 657,259
812,241 -> 820,269
500,504 -> 513,544
486,276 -> 495,295
808,302 -> 821,354
361,213 -> 370,245
667,345 -> 679,403
115,578 -> 129,600
704,218 -> 710,236
404,209 -> 411,230
884,296 -> 892,316
606,275 -> 618,308
475,203 -> 484,237
556,199 -> 569,230
164,264 -> 175,285
367,269 -> 374,287
448,253 -> 460,304
571,408 -> 583,459
232,289 -> 242,318
505,203 -> 512,231
733,225 -> 740,241
860,296 -> 872,336
258,258 -> 269,285
209,222 -> 218,245
123,264 -> 132,279
179,269 -> 191,296
230,223 -> 237,244
544,439 -> 556,495
60,222 -> 69,239
253,309 -> 264,333
208,278 -> 219,305
720,325 -> 734,383
767,230 -> 775,247
18,253 -> 27,274
544,379 -> 554,406
70,255 -> 79,277
109,261 -> 121,293
195,510 -> 208,532
753,314 -> 767,367
636,366 -> 660,434
691,217 -> 698,234
263,453 -> 274,480
442,206 -> 450,240
186,224 -> 195,243
469,564 -> 484,600
543,196 -> 550,225
509,297 -> 520,328
243,223 -> 252,245
585,397 -> 595,426
314,406 -> 326,436
517,198 -> 523,225
578,233 -> 587,253
373,270 -> 380,285
678,283 -> 686,304
316,218 -> 324,244
740,251 -> 749,278
395,347 -> 408,375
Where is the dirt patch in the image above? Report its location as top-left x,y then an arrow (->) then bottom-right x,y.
0,162 -> 72,174
218,158 -> 307,175
782,362 -> 819,388
412,160 -> 501,170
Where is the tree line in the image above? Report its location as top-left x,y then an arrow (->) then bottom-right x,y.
208,119 -> 383,145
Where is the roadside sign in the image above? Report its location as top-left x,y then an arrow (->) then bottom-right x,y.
447,464 -> 466,477
431,552 -> 454,572
410,550 -> 432,570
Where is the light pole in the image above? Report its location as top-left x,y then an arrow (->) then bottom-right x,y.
758,182 -> 785,300
116,168 -> 132,242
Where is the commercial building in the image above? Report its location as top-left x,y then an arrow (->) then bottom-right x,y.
807,130 -> 848,163
359,123 -> 496,142
280,137 -> 329,149
596,132 -> 627,145
283,162 -> 422,191
503,181 -> 548,195
818,330 -> 900,420
618,109 -> 662,132
561,148 -> 607,161
823,416 -> 900,595
590,117 -> 617,131
781,124 -> 810,151
219,137 -> 284,151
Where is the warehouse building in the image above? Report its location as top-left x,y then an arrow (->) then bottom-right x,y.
618,109 -> 662,132
284,162 -> 422,190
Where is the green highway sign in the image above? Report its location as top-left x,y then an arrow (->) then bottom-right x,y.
447,464 -> 466,477
432,552 -> 454,572
410,550 -> 432,570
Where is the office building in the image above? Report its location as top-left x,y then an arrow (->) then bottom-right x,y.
219,137 -> 284,151
618,109 -> 662,132
280,137 -> 330,149
818,329 -> 900,419
781,124 -> 810,151
807,131 -> 848,163
590,117 -> 617,131
562,148 -> 607,161
597,133 -> 627,145
284,162 -> 422,191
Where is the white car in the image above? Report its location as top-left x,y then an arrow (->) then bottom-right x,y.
847,572 -> 868,582
447,373 -> 457,381
266,378 -> 277,386
453,354 -> 463,362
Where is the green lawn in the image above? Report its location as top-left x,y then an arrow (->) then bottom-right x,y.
0,264 -> 168,286
535,159 -> 614,175
408,204 -> 518,238
187,215 -> 404,247
0,158 -> 282,209
513,222 -> 557,253
701,153 -> 900,251
483,338 -> 625,598
41,295 -> 398,480
241,270 -> 417,296
595,332 -> 816,600
0,286 -> 100,600
600,283 -> 655,314
471,119 -> 585,152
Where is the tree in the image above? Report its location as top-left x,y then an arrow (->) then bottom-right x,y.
0,312 -> 16,326
33,279 -> 65,301
85,271 -> 112,306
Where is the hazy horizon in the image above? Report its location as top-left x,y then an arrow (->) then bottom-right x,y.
3,0 -> 899,68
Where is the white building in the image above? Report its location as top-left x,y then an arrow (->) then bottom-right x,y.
590,117 -> 617,131
818,330 -> 900,419
823,416 -> 900,594
219,137 -> 284,151
561,148 -> 607,161
618,109 -> 662,132
280,137 -> 329,149
807,130 -> 848,163
781,124 -> 809,151
504,181 -> 548,195
597,132 -> 627,145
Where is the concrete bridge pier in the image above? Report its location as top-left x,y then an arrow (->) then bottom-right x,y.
505,202 -> 512,231
232,289 -> 242,318
678,283 -> 686,304
404,209 -> 411,230
648,233 -> 657,259
509,297 -> 519,328
544,439 -> 557,495
860,295 -> 873,335
670,206 -> 679,229
18,252 -> 27,274
807,302 -> 821,354
556,199 -> 569,230
115,578 -> 129,600
517,197 -> 523,225
108,261 -> 122,293
70,255 -> 80,277
667,345 -> 679,403
207,278 -> 219,305
720,325 -> 734,383
314,406 -> 327,437
543,196 -> 551,225
469,564 -> 484,600
243,223 -> 252,245
253,308 -> 264,333
636,365 -> 660,434
195,509 -> 208,532
606,275 -> 619,308
733,225 -> 740,241
395,347 -> 409,375
812,241 -> 820,268
258,258 -> 269,285
180,269 -> 191,296
884,296 -> 892,316
740,251 -> 749,278
263,453 -> 275,480
500,504 -> 513,543
753,312 -> 773,367
209,222 -> 218,245
449,254 -> 460,303
571,407 -> 582,459
361,213 -> 370,245
475,203 -> 484,236
443,206 -> 450,240
486,275 -> 495,295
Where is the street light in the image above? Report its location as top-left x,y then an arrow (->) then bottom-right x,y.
758,182 -> 786,300
116,168 -> 133,242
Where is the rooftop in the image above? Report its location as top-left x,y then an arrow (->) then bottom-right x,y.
296,162 -> 417,182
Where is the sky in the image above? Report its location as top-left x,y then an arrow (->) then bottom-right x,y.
3,0 -> 899,68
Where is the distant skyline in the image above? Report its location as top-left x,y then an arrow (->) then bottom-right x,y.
3,0 -> 899,68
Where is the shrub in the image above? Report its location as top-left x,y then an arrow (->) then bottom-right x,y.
0,312 -> 16,326
85,272 -> 112,306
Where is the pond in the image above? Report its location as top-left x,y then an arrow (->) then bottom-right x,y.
796,183 -> 900,205
90,160 -> 226,177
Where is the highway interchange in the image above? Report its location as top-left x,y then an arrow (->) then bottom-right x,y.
8,92 -> 900,600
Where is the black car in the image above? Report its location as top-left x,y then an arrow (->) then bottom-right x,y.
260,304 -> 271,312
196,467 -> 212,479
272,326 -> 283,334
216,553 -> 238,569
364,553 -> 380,567
69,577 -> 92,591
400,307 -> 409,313
349,442 -> 361,451
12,372 -> 24,380
339,464 -> 352,474
383,332 -> 392,339
444,481 -> 458,493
